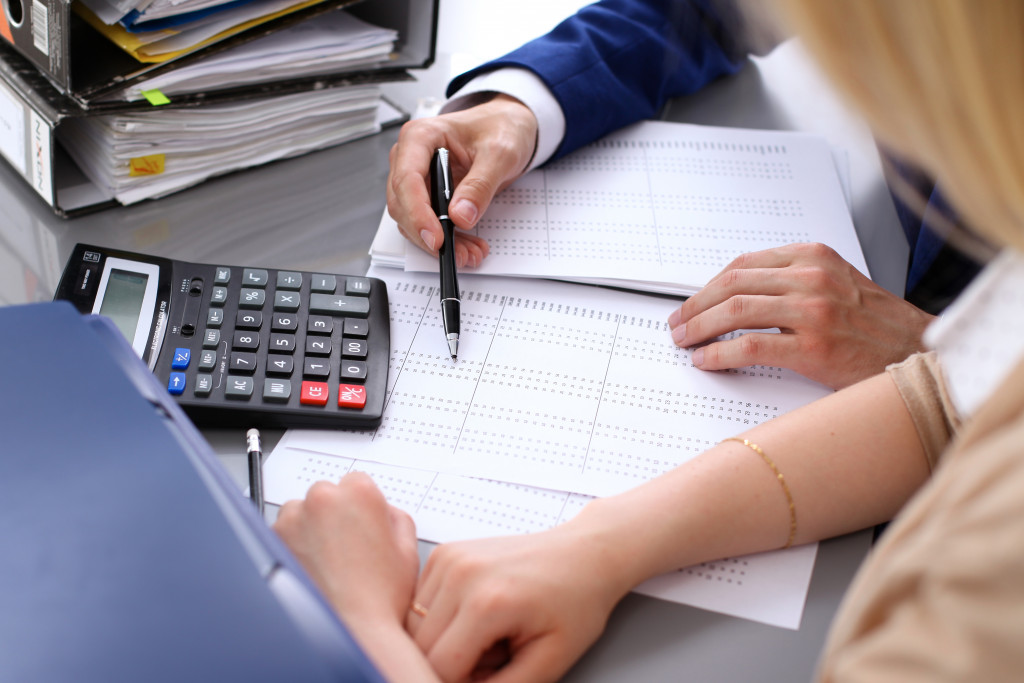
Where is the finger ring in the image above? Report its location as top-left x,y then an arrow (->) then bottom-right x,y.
410,601 -> 428,618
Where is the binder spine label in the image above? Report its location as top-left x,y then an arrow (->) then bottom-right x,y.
29,0 -> 47,55
0,78 -> 27,175
28,107 -> 51,201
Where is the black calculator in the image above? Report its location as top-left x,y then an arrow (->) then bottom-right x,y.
54,243 -> 390,429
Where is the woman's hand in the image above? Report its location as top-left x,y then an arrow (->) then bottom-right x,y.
407,518 -> 635,683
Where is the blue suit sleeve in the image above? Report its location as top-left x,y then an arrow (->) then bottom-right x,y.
447,0 -> 752,160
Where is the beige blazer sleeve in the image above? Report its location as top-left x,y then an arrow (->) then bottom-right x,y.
817,354 -> 1024,681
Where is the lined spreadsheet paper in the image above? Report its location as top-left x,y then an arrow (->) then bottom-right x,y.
278,269 -> 830,498
377,120 -> 865,295
266,269 -> 828,628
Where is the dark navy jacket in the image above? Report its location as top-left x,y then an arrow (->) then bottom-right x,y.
447,0 -> 984,313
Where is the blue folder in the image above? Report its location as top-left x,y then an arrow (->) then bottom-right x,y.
0,301 -> 385,682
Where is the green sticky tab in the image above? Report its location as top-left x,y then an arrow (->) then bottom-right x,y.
141,89 -> 171,106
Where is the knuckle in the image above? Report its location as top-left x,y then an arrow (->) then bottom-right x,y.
738,333 -> 765,361
726,295 -> 748,319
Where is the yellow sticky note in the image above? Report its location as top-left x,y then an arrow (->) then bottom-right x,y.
141,89 -> 171,106
129,154 -> 166,176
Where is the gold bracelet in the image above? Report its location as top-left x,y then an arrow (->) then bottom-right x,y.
721,437 -> 796,549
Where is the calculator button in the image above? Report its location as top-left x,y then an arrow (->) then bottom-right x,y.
274,291 -> 301,312
230,352 -> 258,374
345,277 -> 372,296
239,288 -> 266,309
305,337 -> 332,355
276,272 -> 303,290
341,360 -> 367,382
198,350 -> 217,370
303,358 -> 331,378
168,372 -> 186,395
203,329 -> 221,348
309,293 -> 370,317
207,309 -> 224,327
267,355 -> 294,375
171,348 -> 191,370
225,376 -> 254,399
272,314 -> 298,331
300,381 -> 330,406
310,274 -> 336,293
194,374 -> 213,396
341,338 -> 368,359
343,318 -> 368,338
263,379 -> 292,402
338,384 -> 367,409
210,287 -> 228,305
236,311 -> 263,329
214,267 -> 232,284
242,269 -> 269,287
269,333 -> 296,353
307,315 -> 333,334
232,331 -> 260,350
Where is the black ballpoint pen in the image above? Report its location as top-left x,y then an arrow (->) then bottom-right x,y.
246,428 -> 265,517
431,148 -> 461,360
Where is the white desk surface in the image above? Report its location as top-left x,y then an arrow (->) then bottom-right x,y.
0,3 -> 898,679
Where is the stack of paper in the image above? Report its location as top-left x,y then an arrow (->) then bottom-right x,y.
77,0 -> 337,63
58,84 -> 390,204
107,11 -> 398,101
371,120 -> 865,296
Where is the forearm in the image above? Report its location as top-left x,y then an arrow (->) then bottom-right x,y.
344,618 -> 440,683
571,371 -> 930,587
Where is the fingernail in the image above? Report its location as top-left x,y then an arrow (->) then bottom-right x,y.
420,229 -> 436,251
667,309 -> 680,327
452,198 -> 478,226
692,348 -> 704,367
671,323 -> 686,346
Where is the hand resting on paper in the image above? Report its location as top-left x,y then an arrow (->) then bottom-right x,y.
274,473 -> 438,683
407,521 -> 633,683
386,95 -> 538,269
667,242 -> 935,390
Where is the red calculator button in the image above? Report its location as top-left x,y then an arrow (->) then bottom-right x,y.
300,381 -> 329,406
338,384 -> 366,409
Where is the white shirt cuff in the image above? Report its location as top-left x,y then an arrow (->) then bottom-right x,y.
441,68 -> 566,172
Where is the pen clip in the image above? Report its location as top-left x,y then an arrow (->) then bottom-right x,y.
437,148 -> 451,201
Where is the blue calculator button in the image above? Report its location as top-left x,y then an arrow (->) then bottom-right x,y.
168,372 -> 187,395
171,348 -> 191,369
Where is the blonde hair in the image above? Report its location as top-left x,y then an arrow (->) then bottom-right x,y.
777,0 -> 1024,256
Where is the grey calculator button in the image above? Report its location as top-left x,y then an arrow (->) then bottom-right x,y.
239,288 -> 265,308
210,286 -> 228,305
230,352 -> 258,374
345,277 -> 371,296
311,274 -> 336,293
236,311 -> 262,329
232,331 -> 260,350
263,379 -> 292,402
341,361 -> 367,381
276,272 -> 303,290
242,269 -> 269,287
308,315 -> 333,334
343,318 -> 368,338
203,329 -> 221,348
274,291 -> 301,312
194,374 -> 213,396
214,268 -> 231,284
207,309 -> 224,327
267,354 -> 294,375
309,293 -> 369,317
305,337 -> 331,355
198,350 -> 217,370
342,338 -> 368,359
225,376 -> 254,399
272,313 -> 298,331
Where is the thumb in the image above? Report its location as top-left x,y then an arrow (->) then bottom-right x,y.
449,149 -> 525,231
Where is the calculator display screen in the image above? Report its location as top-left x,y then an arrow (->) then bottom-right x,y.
99,269 -> 149,343
92,256 -> 162,358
